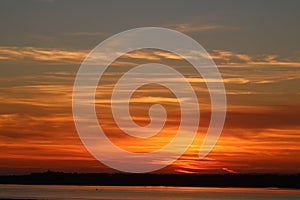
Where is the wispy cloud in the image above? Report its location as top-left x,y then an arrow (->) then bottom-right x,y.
1,46 -> 299,68
211,50 -> 300,66
167,23 -> 241,33
0,46 -> 88,64
222,167 -> 238,174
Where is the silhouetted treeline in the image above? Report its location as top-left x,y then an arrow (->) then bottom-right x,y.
0,171 -> 299,189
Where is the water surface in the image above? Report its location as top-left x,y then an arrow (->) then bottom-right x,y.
0,184 -> 299,200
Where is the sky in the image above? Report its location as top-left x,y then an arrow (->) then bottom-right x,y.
0,0 -> 300,174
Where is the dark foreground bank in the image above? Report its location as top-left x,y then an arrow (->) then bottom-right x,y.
0,171 -> 299,189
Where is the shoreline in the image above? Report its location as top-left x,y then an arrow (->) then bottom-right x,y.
1,172 -> 299,189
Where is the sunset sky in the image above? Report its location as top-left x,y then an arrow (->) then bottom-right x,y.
0,0 -> 300,174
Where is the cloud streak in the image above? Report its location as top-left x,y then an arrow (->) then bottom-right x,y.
166,23 -> 241,33
0,46 -> 88,64
1,46 -> 299,68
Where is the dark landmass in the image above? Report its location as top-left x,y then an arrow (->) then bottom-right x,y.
0,171 -> 299,189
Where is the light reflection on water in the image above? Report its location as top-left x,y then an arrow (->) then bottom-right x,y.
0,184 -> 299,200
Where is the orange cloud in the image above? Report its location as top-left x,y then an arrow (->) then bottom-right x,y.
222,167 -> 237,174
0,46 -> 88,64
166,23 -> 241,33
